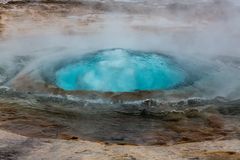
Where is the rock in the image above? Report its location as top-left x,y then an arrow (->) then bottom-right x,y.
60,133 -> 79,140
142,99 -> 157,107
218,105 -> 240,115
185,109 -> 201,118
163,111 -> 185,121
187,98 -> 205,106
206,114 -> 224,129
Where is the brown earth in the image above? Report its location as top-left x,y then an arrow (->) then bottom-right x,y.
1,129 -> 240,160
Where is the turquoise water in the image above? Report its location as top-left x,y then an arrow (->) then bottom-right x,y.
55,49 -> 186,92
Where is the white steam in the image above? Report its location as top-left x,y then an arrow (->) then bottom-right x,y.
0,0 -> 240,99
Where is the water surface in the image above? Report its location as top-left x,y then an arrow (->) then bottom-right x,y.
56,49 -> 186,92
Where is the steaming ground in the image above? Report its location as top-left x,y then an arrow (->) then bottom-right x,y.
0,0 -> 240,159
0,0 -> 240,100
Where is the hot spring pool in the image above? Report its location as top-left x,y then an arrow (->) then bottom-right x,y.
55,49 -> 187,92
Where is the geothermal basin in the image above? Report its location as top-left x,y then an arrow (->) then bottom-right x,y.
0,1 -> 240,159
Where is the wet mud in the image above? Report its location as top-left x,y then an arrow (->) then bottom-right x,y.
0,90 -> 239,146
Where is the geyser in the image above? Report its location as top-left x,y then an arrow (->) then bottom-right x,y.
55,49 -> 186,92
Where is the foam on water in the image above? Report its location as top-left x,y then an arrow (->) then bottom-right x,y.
55,49 -> 186,92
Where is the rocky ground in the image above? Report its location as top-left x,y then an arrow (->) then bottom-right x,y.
0,86 -> 239,159
1,129 -> 240,160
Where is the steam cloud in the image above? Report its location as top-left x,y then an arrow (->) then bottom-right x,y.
0,0 -> 240,100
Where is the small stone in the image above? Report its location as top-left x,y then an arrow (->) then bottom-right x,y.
142,99 -> 157,107
206,114 -> 224,128
185,109 -> 201,118
163,111 -> 185,121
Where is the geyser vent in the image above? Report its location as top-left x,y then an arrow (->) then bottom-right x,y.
55,49 -> 187,92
